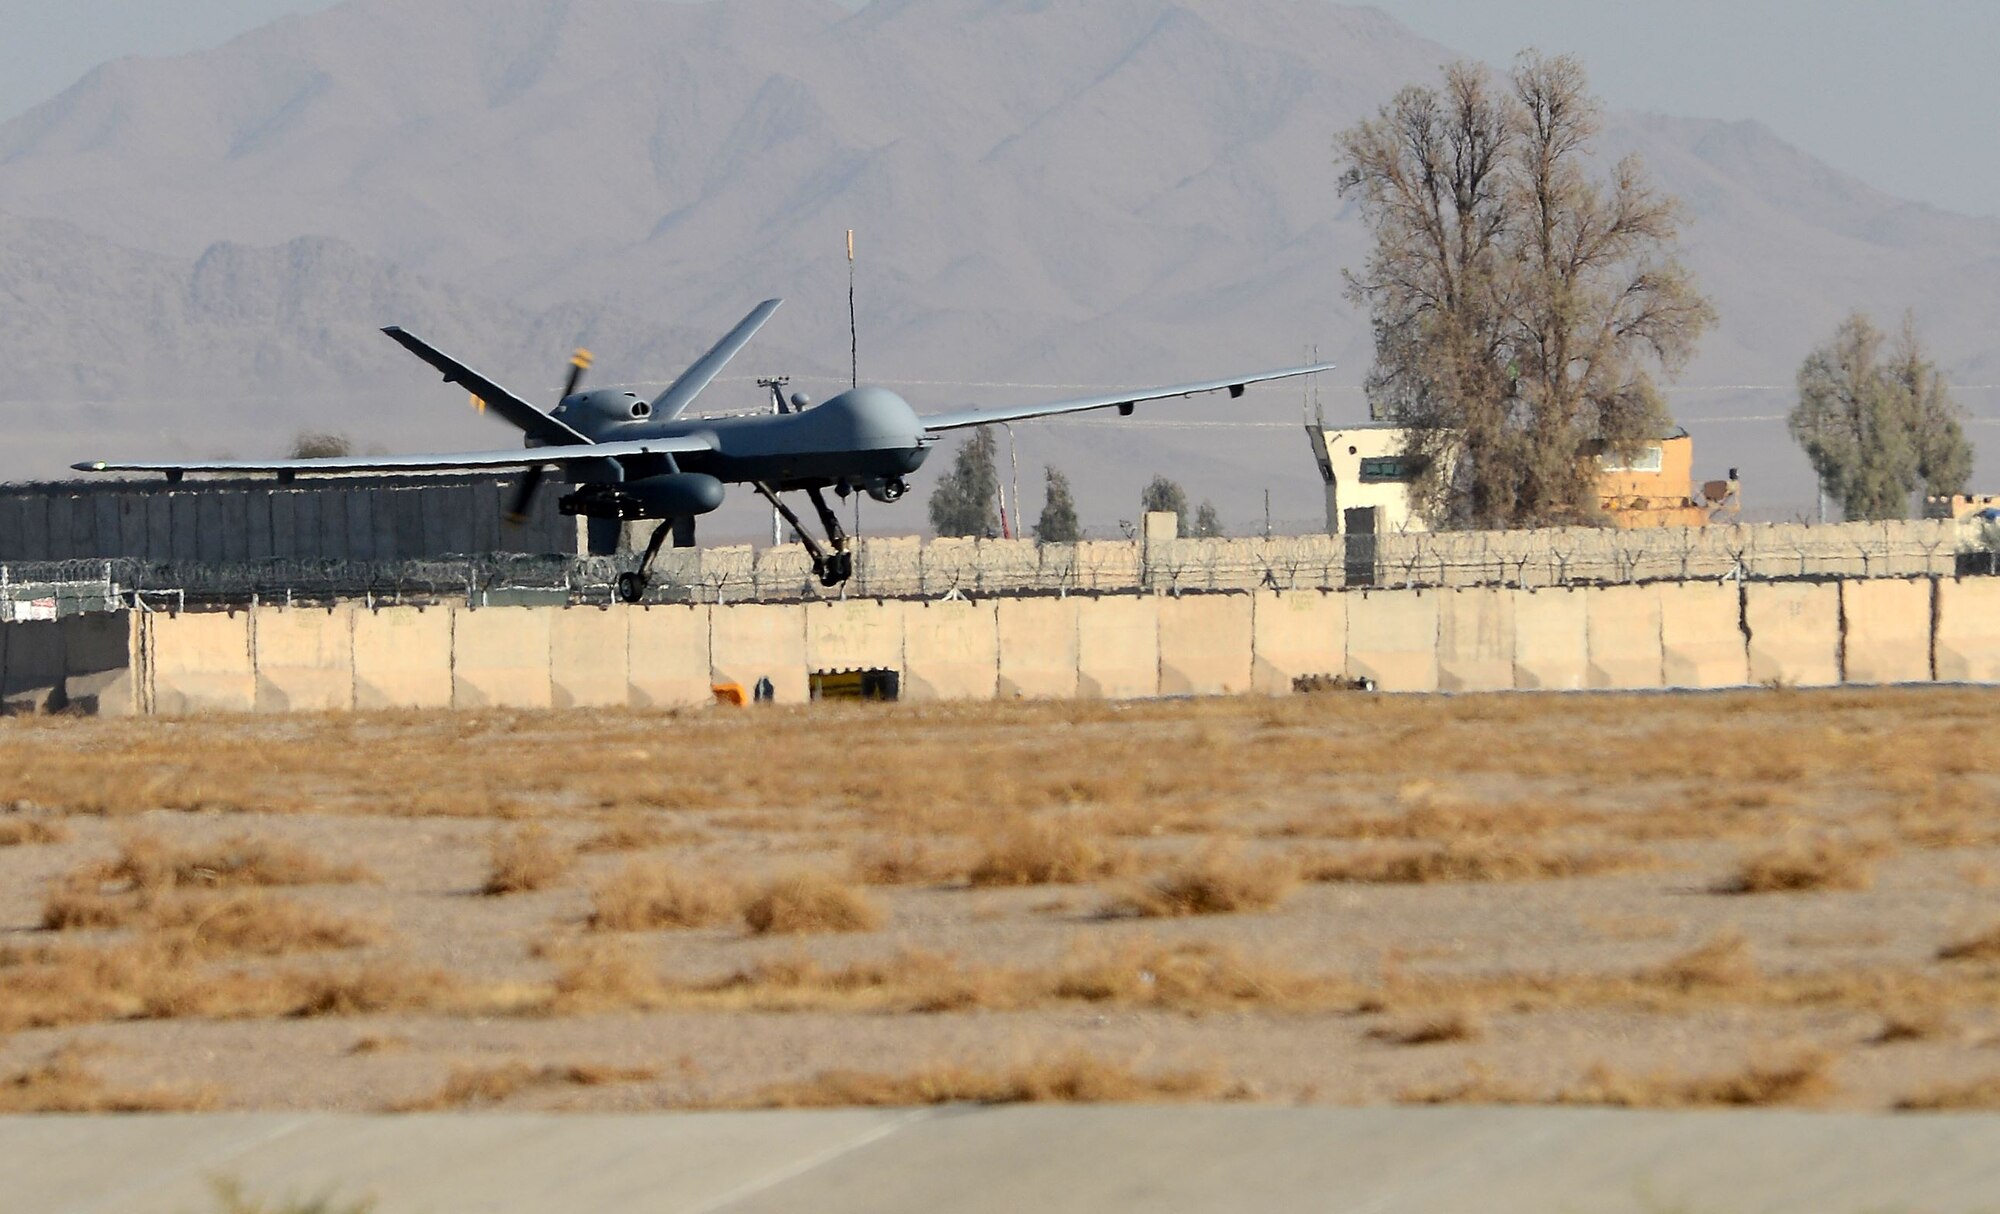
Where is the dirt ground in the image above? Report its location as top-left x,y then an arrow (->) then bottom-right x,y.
2,686 -> 1999,1113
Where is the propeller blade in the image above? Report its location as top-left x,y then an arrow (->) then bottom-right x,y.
564,349 -> 593,398
506,465 -> 547,525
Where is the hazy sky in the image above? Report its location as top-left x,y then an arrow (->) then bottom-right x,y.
1,0 -> 1994,216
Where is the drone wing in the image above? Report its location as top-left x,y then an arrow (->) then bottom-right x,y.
919,363 -> 1336,432
73,436 -> 714,478
380,326 -> 595,448
652,299 -> 784,419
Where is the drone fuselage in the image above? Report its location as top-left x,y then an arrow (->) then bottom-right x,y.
550,384 -> 934,519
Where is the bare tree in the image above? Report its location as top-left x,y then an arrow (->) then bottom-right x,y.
1339,53 -> 1714,528
1790,312 -> 1971,520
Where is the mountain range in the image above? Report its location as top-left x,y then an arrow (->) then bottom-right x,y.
3,0 -> 1997,532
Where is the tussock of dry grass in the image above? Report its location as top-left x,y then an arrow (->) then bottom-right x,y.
742,871 -> 884,936
479,824 -> 572,896
1402,1050 -> 1838,1109
0,817 -> 67,847
579,815 -> 706,854
740,1051 -> 1232,1108
0,1046 -> 214,1113
1897,1075 -> 2000,1111
283,962 -> 466,1019
1871,1009 -> 1956,1045
1561,1050 -> 1838,1109
147,893 -> 381,958
391,1061 -> 656,1111
1715,837 -> 1881,894
1938,924 -> 2000,962
967,818 -> 1131,887
1104,844 -> 1297,917
1277,801 -> 1605,842
1303,842 -> 1650,885
106,831 -> 368,892
586,860 -> 741,931
849,836 -> 971,887
1368,1009 -> 1485,1046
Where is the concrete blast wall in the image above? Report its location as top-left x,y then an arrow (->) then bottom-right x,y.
1841,579 -> 1933,685
26,573 -> 2000,716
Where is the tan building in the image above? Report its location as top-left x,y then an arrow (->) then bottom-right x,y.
1305,424 -> 1428,536
1309,424 -> 1737,533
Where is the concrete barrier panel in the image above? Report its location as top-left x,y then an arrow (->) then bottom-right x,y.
627,605 -> 712,708
253,607 -> 355,713
1936,579 -> 2000,682
1510,589 -> 1587,690
902,601 -> 1000,701
805,601 -> 904,674
1250,592 -> 1345,694
1,620 -> 63,711
997,598 -> 1079,699
1842,578 -> 1932,685
1742,582 -> 1840,687
63,613 -> 139,716
352,607 -> 453,710
151,611 -> 256,715
1438,587 -> 1515,692
1076,596 -> 1159,700
452,607 -> 554,709
550,608 -> 629,710
1346,590 -> 1439,693
711,603 -> 808,703
1157,594 -> 1254,696
1585,584 -> 1663,690
1658,582 -> 1749,689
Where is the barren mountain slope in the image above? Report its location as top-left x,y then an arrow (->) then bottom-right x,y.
3,0 -> 1996,523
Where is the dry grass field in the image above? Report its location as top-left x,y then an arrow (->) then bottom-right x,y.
2,686 -> 1999,1113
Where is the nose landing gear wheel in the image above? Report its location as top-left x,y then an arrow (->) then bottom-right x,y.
616,572 -> 648,604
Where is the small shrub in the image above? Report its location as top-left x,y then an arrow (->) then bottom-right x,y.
148,893 -> 381,958
587,860 -> 741,931
1715,838 -> 1879,894
1897,1075 -> 2000,1111
968,819 -> 1129,887
0,1046 -> 214,1113
1368,1009 -> 1485,1046
1938,924 -> 2000,962
480,825 -> 572,896
392,1061 -> 655,1111
1104,844 -> 1296,917
742,871 -> 884,936
1561,1049 -> 1836,1108
0,818 -> 67,847
849,836 -> 970,887
743,1051 -> 1231,1108
1304,842 -> 1647,885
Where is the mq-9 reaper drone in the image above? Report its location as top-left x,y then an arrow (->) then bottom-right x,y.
78,300 -> 1332,603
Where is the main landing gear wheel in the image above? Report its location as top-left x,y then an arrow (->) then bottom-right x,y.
616,572 -> 648,604
818,551 -> 854,588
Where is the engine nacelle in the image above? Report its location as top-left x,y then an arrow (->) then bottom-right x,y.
864,477 -> 909,504
624,473 -> 726,517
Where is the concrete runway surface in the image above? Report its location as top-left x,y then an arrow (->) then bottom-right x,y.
4,1106 -> 1998,1213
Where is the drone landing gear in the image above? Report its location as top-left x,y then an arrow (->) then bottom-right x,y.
617,517 -> 693,605
754,482 -> 853,587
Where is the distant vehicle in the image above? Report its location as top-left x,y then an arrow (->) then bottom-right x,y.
77,300 -> 1331,602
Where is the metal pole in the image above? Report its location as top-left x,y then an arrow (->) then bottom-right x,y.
1004,423 -> 1022,541
847,229 -> 858,391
